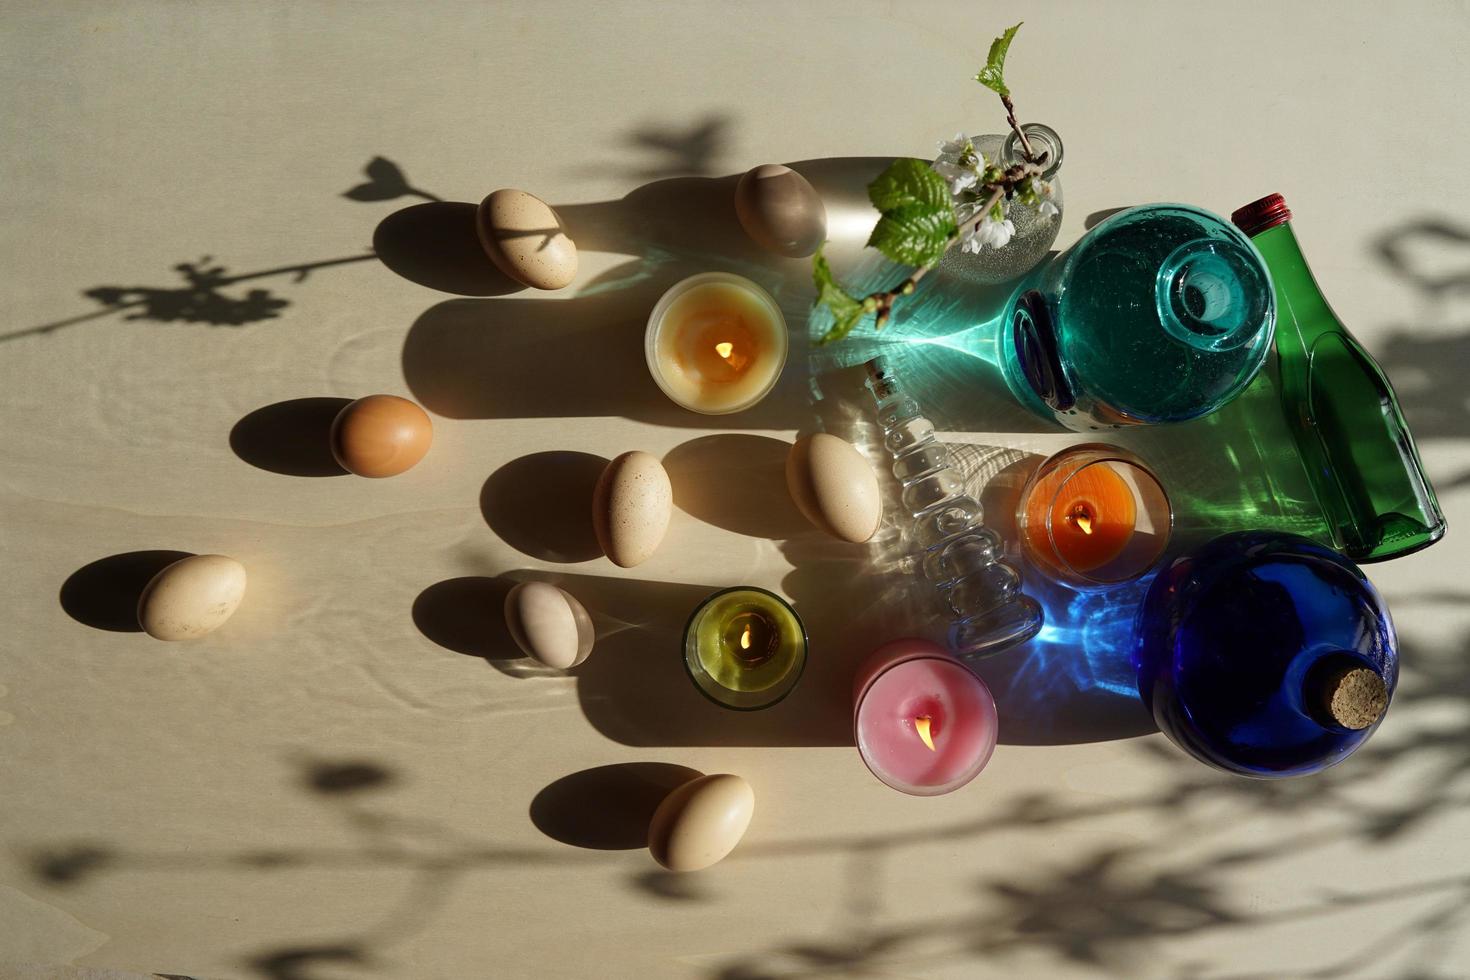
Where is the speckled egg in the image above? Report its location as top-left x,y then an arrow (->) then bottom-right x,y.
137,554 -> 247,641
648,773 -> 754,872
785,433 -> 881,543
734,164 -> 826,258
475,188 -> 578,290
504,581 -> 595,669
593,451 -> 672,568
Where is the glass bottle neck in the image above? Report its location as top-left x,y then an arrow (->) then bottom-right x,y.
1250,222 -> 1339,348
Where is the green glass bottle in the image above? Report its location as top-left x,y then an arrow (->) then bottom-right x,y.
1232,194 -> 1446,562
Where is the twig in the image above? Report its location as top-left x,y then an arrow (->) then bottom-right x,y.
1000,93 -> 1036,162
862,172 -> 1035,331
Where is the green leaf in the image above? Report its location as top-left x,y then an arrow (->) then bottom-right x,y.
866,205 -> 957,267
811,244 -> 866,345
975,22 -> 1022,97
867,158 -> 952,213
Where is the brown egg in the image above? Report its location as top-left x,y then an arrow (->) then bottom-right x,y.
734,164 -> 827,258
330,395 -> 433,478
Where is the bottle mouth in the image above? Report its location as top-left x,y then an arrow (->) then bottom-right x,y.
1002,123 -> 1063,179
1154,238 -> 1272,352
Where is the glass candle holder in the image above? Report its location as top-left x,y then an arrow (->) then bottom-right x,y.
683,586 -> 807,710
645,272 -> 789,415
853,638 -> 999,796
1018,443 -> 1172,588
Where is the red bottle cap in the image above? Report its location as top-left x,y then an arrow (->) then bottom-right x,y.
1231,193 -> 1292,236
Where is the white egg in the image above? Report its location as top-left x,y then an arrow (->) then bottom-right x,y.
648,773 -> 754,872
504,582 -> 594,669
475,188 -> 578,290
785,434 -> 881,543
137,554 -> 247,641
593,451 -> 672,568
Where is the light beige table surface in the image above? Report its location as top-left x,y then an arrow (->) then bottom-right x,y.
3,2 -> 1468,978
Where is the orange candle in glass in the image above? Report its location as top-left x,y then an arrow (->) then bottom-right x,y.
1018,444 -> 1172,587
1023,463 -> 1136,572
645,272 -> 788,415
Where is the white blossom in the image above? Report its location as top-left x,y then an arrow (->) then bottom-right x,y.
972,212 -> 1016,250
936,132 -> 970,158
933,160 -> 979,194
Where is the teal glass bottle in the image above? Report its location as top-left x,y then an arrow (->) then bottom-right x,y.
1232,194 -> 1446,562
1003,204 -> 1277,429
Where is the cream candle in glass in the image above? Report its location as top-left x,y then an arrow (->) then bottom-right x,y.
645,272 -> 789,415
853,638 -> 999,796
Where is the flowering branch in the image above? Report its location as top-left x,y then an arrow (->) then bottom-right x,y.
812,22 -> 1058,344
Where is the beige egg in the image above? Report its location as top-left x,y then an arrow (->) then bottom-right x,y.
593,451 -> 672,568
475,188 -> 578,290
734,164 -> 827,258
648,773 -> 754,872
786,433 -> 882,543
137,554 -> 247,641
504,581 -> 594,669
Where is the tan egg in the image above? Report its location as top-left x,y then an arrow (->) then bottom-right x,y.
504,582 -> 595,669
648,773 -> 754,872
593,451 -> 672,568
137,554 -> 247,641
734,164 -> 827,258
330,394 -> 433,478
786,433 -> 881,543
475,188 -> 578,290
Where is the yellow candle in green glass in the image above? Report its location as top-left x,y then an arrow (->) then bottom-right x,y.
683,587 -> 807,710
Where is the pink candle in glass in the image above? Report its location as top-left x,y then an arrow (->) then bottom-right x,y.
853,638 -> 999,796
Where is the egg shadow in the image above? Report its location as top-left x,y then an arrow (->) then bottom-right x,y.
229,397 -> 351,477
480,451 -> 608,563
398,159 -> 904,429
421,569 -> 854,746
374,202 -> 525,297
530,762 -> 702,850
411,575 -> 569,680
662,434 -> 810,540
60,550 -> 194,632
411,576 -> 518,659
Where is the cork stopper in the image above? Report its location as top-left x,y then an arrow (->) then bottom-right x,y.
1316,664 -> 1388,731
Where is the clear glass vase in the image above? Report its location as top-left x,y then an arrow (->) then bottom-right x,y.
939,122 -> 1064,285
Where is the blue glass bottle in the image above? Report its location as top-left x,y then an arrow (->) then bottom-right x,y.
1133,531 -> 1397,777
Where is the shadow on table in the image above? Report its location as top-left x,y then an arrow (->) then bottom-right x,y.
530,762 -> 702,850
480,450 -> 608,563
59,550 -> 194,632
392,156 -> 1056,435
229,397 -> 352,477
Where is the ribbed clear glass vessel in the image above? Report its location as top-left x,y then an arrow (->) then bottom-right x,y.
864,357 -> 1043,660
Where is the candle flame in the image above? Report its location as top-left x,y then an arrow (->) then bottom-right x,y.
1070,505 -> 1094,535
914,715 -> 936,752
715,341 -> 734,360
740,624 -> 752,650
